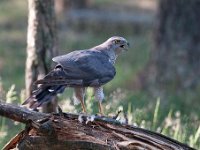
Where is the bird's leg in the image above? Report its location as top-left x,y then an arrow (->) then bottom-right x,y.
98,101 -> 104,115
80,98 -> 86,113
74,87 -> 86,113
94,87 -> 104,115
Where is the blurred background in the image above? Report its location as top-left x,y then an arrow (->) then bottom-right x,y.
0,0 -> 199,148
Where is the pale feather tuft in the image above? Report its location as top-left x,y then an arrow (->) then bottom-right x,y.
73,95 -> 81,105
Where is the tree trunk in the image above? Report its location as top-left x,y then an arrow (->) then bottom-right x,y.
140,0 -> 200,97
25,0 -> 57,112
0,101 -> 194,150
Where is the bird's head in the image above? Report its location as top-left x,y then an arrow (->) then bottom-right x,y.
105,36 -> 130,55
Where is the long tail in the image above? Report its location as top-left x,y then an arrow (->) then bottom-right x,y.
22,85 -> 66,109
22,65 -> 82,109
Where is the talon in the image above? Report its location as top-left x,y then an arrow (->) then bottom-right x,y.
86,115 -> 95,124
78,114 -> 84,123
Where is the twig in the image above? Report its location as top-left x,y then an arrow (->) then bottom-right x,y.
112,110 -> 122,120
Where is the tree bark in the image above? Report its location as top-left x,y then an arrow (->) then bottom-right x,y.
25,0 -> 57,112
139,0 -> 200,97
0,101 -> 194,150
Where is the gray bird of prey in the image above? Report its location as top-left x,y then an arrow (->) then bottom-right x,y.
23,36 -> 129,114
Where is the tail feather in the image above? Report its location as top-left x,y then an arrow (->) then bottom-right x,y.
22,97 -> 34,105
23,85 -> 66,109
23,66 -> 68,109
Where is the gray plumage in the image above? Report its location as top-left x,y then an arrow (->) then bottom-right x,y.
23,36 -> 129,112
52,49 -> 116,86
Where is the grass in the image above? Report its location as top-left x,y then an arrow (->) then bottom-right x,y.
0,0 -> 199,149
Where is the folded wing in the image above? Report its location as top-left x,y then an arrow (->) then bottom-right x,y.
52,49 -> 116,86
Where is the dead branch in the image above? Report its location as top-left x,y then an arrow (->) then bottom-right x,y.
0,100 -> 195,150
0,100 -> 49,123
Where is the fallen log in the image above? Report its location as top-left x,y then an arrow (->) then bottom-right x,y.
0,100 -> 195,150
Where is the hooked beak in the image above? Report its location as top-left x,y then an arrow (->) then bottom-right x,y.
120,42 -> 130,51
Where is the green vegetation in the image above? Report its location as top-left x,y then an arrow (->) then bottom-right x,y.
0,0 -> 199,149
0,86 -> 200,149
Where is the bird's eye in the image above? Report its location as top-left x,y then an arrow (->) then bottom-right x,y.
114,40 -> 120,44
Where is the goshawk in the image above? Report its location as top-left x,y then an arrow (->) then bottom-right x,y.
23,36 -> 130,114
